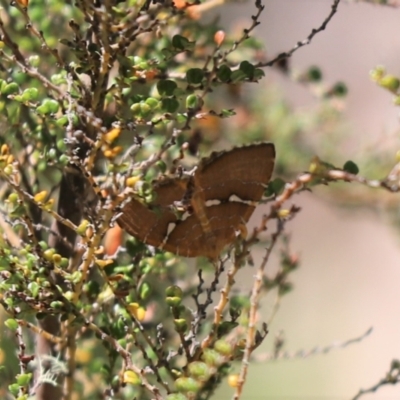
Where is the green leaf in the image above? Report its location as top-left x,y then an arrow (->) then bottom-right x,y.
28,282 -> 40,297
139,282 -> 151,300
328,82 -> 348,97
59,38 -> 72,46
4,318 -> 18,330
58,154 -> 69,166
161,97 -> 179,113
156,160 -> 167,173
2,82 -> 19,95
157,79 -> 177,96
86,280 -> 100,297
47,99 -> 60,113
50,301 -> 63,309
0,79 -> 7,92
176,113 -> 187,123
4,298 -> 14,307
140,102 -> 152,117
185,94 -> 200,109
217,65 -> 232,82
343,160 -> 359,175
230,69 -> 247,83
175,376 -> 201,393
165,285 -> 183,298
220,109 -> 236,118
145,97 -> 159,109
28,55 -> 40,67
51,73 -> 67,85
125,238 -> 147,256
130,102 -> 141,115
239,60 -> 255,78
172,34 -> 194,51
16,373 -> 32,386
20,87 -> 39,102
8,383 -> 19,396
266,178 -> 286,196
188,361 -> 211,380
379,75 -> 400,93
186,68 -> 204,85
56,113 -> 77,126
230,294 -> 250,309
307,66 -> 322,82
56,139 -> 67,152
37,99 -> 59,115
214,339 -> 233,356
253,68 -> 265,80
278,281 -> 293,295
10,204 -> 27,218
217,320 -> 238,337
130,55 -> 149,70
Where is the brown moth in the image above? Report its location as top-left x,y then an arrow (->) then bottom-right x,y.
118,142 -> 275,259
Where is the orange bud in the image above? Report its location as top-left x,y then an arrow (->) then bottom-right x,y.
214,30 -> 225,47
16,0 -> 29,7
104,224 -> 123,256
173,0 -> 186,9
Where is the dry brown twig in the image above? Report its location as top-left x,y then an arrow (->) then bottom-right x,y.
259,0 -> 342,68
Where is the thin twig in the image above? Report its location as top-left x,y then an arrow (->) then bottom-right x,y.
351,357 -> 400,400
258,0 -> 341,68
254,327 -> 373,362
198,259 -> 240,353
233,221 -> 283,400
349,0 -> 400,7
18,320 -> 63,344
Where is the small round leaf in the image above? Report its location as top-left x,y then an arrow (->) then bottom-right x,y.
161,97 -> 179,113
186,68 -> 204,85
157,79 -> 177,96
217,65 -> 232,82
343,160 -> 359,175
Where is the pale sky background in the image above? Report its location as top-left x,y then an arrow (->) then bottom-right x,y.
214,1 -> 400,399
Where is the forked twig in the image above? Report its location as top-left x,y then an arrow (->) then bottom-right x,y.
259,0 -> 341,68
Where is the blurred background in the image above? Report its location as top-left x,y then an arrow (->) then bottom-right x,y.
214,1 -> 400,399
1,1 -> 398,399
